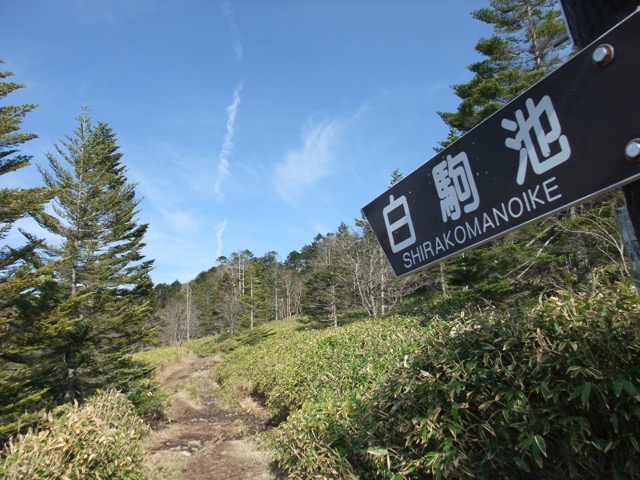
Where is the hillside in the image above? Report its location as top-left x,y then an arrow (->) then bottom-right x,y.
3,278 -> 640,478
211,281 -> 640,479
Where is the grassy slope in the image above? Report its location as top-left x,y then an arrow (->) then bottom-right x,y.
4,279 -> 639,479
214,280 -> 640,479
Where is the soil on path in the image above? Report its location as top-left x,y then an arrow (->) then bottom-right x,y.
143,355 -> 284,480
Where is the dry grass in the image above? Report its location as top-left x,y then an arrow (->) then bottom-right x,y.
0,391 -> 147,479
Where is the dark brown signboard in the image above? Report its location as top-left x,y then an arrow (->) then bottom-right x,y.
362,11 -> 640,277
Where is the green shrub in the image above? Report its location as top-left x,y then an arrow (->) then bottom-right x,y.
215,316 -> 431,478
210,282 -> 640,478
362,280 -> 640,479
124,378 -> 168,424
261,317 -> 441,479
0,390 -> 148,479
109,355 -> 169,423
130,344 -> 195,371
134,323 -> 300,365
215,316 -> 427,415
182,335 -> 225,355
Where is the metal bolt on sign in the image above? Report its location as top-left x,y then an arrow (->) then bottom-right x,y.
592,44 -> 615,66
626,139 -> 640,163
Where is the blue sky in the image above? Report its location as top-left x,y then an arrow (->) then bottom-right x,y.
2,0 -> 493,285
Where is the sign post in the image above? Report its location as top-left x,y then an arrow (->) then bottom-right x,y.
363,7 -> 640,281
560,0 -> 640,290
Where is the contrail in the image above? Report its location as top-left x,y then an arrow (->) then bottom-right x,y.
222,1 -> 243,61
214,83 -> 242,201
215,218 -> 228,259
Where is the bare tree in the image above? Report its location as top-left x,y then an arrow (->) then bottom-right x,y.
157,284 -> 199,345
334,221 -> 416,317
281,269 -> 304,319
216,265 -> 242,336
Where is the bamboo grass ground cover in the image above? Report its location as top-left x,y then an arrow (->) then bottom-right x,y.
215,281 -> 640,479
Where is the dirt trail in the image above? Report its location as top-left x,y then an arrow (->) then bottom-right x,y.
143,356 -> 283,480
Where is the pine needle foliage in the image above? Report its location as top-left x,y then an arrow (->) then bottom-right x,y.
438,0 -> 569,141
35,108 -> 155,406
0,61 -> 57,442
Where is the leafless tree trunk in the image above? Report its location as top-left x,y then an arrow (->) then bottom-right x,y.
185,283 -> 192,341
221,292 -> 241,336
250,274 -> 255,329
282,269 -> 304,319
216,264 -> 243,336
334,222 -> 414,317
158,297 -> 199,345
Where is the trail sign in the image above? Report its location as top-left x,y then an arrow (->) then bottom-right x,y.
363,10 -> 640,277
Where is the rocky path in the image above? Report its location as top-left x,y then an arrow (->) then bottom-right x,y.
143,356 -> 283,480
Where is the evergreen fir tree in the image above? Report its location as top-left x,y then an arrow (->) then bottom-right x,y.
438,0 -> 569,146
301,233 -> 351,327
389,168 -> 403,187
255,251 -> 284,323
189,272 -> 220,335
0,61 -> 57,441
37,109 -> 154,401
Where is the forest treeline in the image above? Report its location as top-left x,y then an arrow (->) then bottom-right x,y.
1,1 -> 639,477
152,181 -> 627,343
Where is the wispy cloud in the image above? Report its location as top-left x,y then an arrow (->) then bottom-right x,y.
215,218 -> 228,258
214,83 -> 242,201
274,119 -> 342,204
222,1 -> 243,61
135,177 -> 199,232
